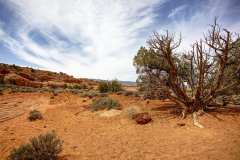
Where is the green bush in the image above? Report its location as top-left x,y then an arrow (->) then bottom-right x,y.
8,132 -> 63,160
98,80 -> 122,93
28,110 -> 43,121
90,97 -> 120,111
98,81 -> 109,93
110,80 -> 122,92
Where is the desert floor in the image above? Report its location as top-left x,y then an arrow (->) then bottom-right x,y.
0,92 -> 240,160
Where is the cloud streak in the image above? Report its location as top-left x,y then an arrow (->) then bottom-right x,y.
1,0 -> 166,80
0,0 -> 239,81
161,0 -> 240,51
168,4 -> 187,18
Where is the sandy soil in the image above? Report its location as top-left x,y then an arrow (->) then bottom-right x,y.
0,92 -> 240,160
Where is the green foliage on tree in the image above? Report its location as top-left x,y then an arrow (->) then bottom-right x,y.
221,39 -> 240,95
133,47 -> 170,99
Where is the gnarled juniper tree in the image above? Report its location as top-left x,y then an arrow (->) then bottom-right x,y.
134,20 -> 240,128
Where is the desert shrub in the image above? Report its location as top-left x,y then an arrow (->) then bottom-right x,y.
28,110 -> 43,121
16,87 -> 37,93
110,80 -> 122,92
90,97 -> 120,111
8,143 -> 32,160
63,83 -> 68,89
65,84 -> 88,90
30,68 -> 35,73
98,81 -> 109,93
73,84 -> 87,89
71,84 -> 82,89
8,132 -> 63,160
98,80 -> 122,93
12,64 -> 21,72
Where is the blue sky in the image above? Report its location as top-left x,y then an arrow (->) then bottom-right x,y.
0,0 -> 240,81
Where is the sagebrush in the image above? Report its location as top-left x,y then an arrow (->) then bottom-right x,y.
8,132 -> 63,160
90,97 -> 120,111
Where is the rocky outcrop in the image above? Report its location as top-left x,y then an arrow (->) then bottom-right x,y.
0,68 -> 10,75
3,73 -> 42,87
45,81 -> 66,88
0,63 -> 98,88
18,72 -> 35,81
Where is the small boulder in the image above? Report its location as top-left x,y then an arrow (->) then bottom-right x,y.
134,112 -> 152,125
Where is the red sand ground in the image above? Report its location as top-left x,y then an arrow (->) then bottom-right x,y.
0,92 -> 240,160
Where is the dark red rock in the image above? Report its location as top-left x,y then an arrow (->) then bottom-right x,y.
176,123 -> 185,127
134,112 -> 152,125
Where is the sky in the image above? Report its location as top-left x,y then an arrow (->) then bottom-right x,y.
0,0 -> 239,81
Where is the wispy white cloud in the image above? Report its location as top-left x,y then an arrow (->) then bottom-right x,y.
1,0 -> 166,80
0,0 -> 239,81
168,4 -> 187,18
162,0 -> 240,51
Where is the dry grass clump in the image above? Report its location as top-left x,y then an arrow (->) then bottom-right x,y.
90,97 -> 121,111
8,132 -> 63,160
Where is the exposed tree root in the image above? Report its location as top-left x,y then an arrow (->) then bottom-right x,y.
181,109 -> 187,119
192,112 -> 204,128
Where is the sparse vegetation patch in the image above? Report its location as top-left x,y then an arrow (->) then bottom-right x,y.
90,97 -> 121,111
8,132 -> 63,160
98,80 -> 122,93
